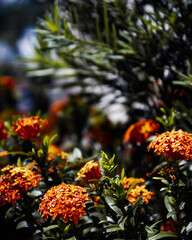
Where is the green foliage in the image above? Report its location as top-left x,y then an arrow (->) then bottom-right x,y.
23,0 -> 192,127
100,150 -> 117,177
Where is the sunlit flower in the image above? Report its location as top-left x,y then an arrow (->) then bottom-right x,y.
123,119 -> 159,145
39,182 -> 91,225
122,177 -> 154,205
147,129 -> 192,160
0,76 -> 15,91
12,116 -> 48,140
47,144 -> 62,160
77,160 -> 102,189
0,121 -> 8,141
0,165 -> 41,205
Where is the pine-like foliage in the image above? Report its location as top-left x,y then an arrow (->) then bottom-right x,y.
25,0 -> 192,126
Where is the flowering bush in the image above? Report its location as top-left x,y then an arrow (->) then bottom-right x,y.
0,113 -> 180,239
2,1 -> 192,239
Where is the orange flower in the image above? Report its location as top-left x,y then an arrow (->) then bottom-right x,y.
0,121 -> 7,141
49,99 -> 69,116
122,177 -> 154,205
12,116 -> 48,140
0,76 -> 15,90
123,119 -> 159,145
77,160 -> 102,189
0,165 -> 41,205
39,182 -> 91,225
148,129 -> 192,160
93,196 -> 100,206
47,144 -> 62,160
161,220 -> 177,233
0,151 -> 8,157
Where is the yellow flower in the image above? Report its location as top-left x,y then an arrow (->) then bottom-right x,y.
148,129 -> 192,160
39,182 -> 91,225
47,144 -> 62,160
122,177 -> 154,205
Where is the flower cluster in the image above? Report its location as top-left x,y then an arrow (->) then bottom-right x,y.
147,129 -> 192,160
122,177 -> 154,204
12,116 -> 48,140
123,119 -> 159,145
39,182 -> 91,225
0,121 -> 7,141
161,220 -> 177,233
77,160 -> 102,189
0,165 -> 41,204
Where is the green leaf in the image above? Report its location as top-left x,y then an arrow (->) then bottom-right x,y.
106,226 -> 122,233
149,220 -> 163,229
121,168 -> 125,180
119,216 -> 128,230
130,197 -> 144,226
148,231 -> 177,240
54,1 -> 59,27
16,221 -> 28,230
43,135 -> 50,146
105,196 -> 123,215
49,134 -> 58,145
164,196 -> 177,221
126,180 -> 141,196
63,224 -> 71,236
17,157 -> 22,167
103,1 -> 110,44
161,179 -> 169,185
43,225 -> 59,232
167,211 -> 177,219
65,237 -> 76,240
186,222 -> 192,234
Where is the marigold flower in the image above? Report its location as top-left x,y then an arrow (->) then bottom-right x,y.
0,165 -> 41,205
0,121 -> 8,141
77,160 -> 102,189
123,119 -> 159,145
147,129 -> 192,160
39,182 -> 91,225
122,177 -> 154,205
12,116 -> 48,140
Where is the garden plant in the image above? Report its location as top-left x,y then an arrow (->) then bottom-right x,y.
1,0 -> 192,240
